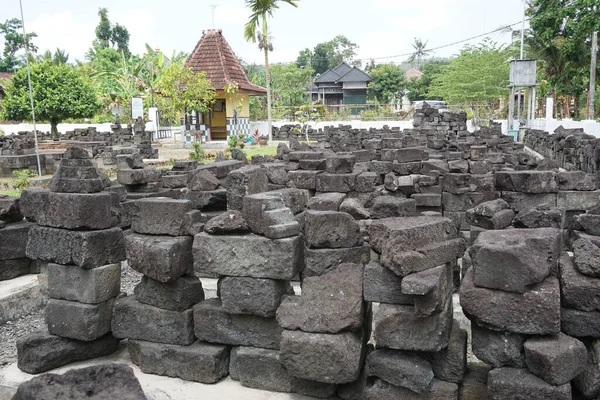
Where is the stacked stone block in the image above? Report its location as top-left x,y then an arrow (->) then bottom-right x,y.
0,195 -> 33,281
16,147 -> 124,373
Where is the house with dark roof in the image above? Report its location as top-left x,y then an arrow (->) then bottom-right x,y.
186,29 -> 266,141
309,62 -> 372,115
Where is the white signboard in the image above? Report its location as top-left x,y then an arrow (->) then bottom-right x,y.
131,98 -> 143,119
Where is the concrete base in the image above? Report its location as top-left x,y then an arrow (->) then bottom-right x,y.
0,343 -> 319,400
0,275 -> 47,325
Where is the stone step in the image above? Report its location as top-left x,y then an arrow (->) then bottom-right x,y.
0,275 -> 47,325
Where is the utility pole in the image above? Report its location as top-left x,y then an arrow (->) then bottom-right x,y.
209,5 -> 217,29
516,0 -> 526,125
589,32 -> 598,120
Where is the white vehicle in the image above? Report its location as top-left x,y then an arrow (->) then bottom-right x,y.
414,100 -> 448,111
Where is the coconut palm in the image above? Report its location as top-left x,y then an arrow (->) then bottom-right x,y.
408,38 -> 432,70
244,0 -> 299,141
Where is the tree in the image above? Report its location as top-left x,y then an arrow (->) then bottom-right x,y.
368,64 -> 408,104
407,38 -> 432,70
154,62 -> 216,124
407,60 -> 449,101
1,62 -> 100,137
244,0 -> 299,142
33,48 -> 69,65
88,8 -> 131,60
296,35 -> 360,74
270,63 -> 313,111
0,18 -> 38,73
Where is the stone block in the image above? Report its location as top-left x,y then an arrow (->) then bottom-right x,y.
460,268 -> 560,335
363,261 -> 413,305
226,165 -> 269,210
0,221 -> 31,260
315,172 -> 358,192
325,154 -> 356,173
459,362 -> 491,400
471,323 -> 526,368
500,192 -> 557,212
125,233 -> 193,283
305,211 -> 361,248
576,213 -> 600,236
0,258 -> 30,280
559,252 -> 600,311
340,198 -> 370,220
412,194 -> 442,207
131,198 -> 193,236
26,226 -> 125,268
366,349 -> 433,393
442,192 -> 486,212
280,330 -> 364,384
160,173 -> 187,188
17,330 -> 119,374
288,151 -> 325,161
557,190 -> 600,210
203,210 -> 248,234
373,298 -> 453,352
194,160 -> 245,179
277,264 -> 363,334
513,205 -> 564,228
557,171 -> 597,191
303,245 -> 370,278
187,169 -> 220,191
129,340 -> 230,383
426,320 -> 467,384
263,163 -> 289,184
193,298 -> 281,349
46,298 -> 114,341
393,161 -> 423,175
402,263 -> 453,316
442,174 -> 473,194
495,171 -> 558,193
355,172 -> 378,192
288,170 -> 321,190
470,145 -> 487,161
117,168 -> 161,185
524,332 -> 587,386
0,194 -> 22,222
48,263 -> 120,304
470,228 -> 561,293
381,148 -> 427,163
370,197 -> 417,219
220,277 -> 290,318
193,233 -> 303,280
381,238 -> 466,277
562,307 -> 600,338
487,367 -> 571,400
364,378 -> 458,400
20,190 -> 117,230
307,192 -> 346,211
574,339 -> 600,398
134,274 -> 204,311
112,296 -> 194,345
183,188 -> 227,210
465,199 -> 514,230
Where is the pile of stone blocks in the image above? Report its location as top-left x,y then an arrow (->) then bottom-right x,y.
344,216 -> 467,398
413,103 -> 468,136
111,197 -> 229,383
0,195 -> 34,281
16,147 -> 124,373
116,153 -> 162,198
182,160 -> 245,212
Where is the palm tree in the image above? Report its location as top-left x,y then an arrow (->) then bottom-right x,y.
408,38 -> 432,70
244,0 -> 299,141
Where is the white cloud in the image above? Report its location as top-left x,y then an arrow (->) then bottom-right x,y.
214,4 -> 248,25
115,9 -> 156,56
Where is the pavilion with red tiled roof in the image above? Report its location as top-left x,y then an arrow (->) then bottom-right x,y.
185,29 -> 266,141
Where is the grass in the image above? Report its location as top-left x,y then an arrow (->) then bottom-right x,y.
0,190 -> 22,197
243,145 -> 277,158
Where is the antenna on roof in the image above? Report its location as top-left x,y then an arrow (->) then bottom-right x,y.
209,5 -> 218,29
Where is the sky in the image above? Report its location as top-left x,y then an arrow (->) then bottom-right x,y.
2,0 -> 529,67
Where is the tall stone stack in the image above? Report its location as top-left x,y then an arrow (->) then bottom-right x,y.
116,153 -> 162,198
351,216 -> 467,399
460,228 -> 590,399
16,147 -> 125,374
110,197 -> 227,383
0,195 -> 33,281
182,160 -> 245,212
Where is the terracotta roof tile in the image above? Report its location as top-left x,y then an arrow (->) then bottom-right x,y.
186,29 -> 267,95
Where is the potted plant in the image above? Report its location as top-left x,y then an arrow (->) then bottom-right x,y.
258,134 -> 269,146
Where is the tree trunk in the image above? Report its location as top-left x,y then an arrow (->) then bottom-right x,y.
262,15 -> 273,143
50,118 -> 59,140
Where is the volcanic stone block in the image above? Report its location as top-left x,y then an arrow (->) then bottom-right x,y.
315,172 -> 359,192
373,298 -> 453,352
277,263 -> 363,334
441,192 -> 486,212
393,161 -> 423,175
187,169 -> 220,191
117,168 -> 161,185
381,148 -> 427,163
280,330 -> 363,384
134,274 -> 204,311
131,198 -> 193,236
366,349 -> 434,393
0,258 -> 31,280
363,261 -> 413,304
402,263 -> 453,316
220,277 -> 290,318
26,226 -> 125,268
17,330 -> 119,374
471,323 -> 526,368
288,151 -> 325,161
0,195 -> 22,222
112,296 -> 194,345
557,171 -> 597,190
465,199 -> 514,230
229,347 -> 337,397
262,163 -> 289,185
369,216 -> 456,255
340,198 -> 370,219
426,320 -> 467,383
0,221 -> 31,260
193,233 -> 302,280
203,210 -> 249,234
573,237 -> 600,278
20,190 -> 118,230
470,145 -> 487,160
576,213 -> 600,236
524,332 -> 587,386
225,165 -> 269,211
128,340 -> 229,384
500,191 -> 557,212
442,174 -> 473,195
303,245 -> 370,278
288,170 -> 321,190
364,378 -> 459,400
574,339 -> 600,398
305,211 -> 361,248
470,228 -> 561,293
193,298 -> 282,349
381,238 -> 466,277
161,173 -> 187,188
557,190 -> 600,210
412,193 -> 442,207
559,252 -> 600,311
513,205 -> 564,228
242,192 -> 299,238
194,160 -> 245,179
48,263 -> 120,304
495,171 -> 558,194
12,363 -> 146,400
487,368 -> 571,400
325,154 -> 356,173
183,188 -> 227,210
125,233 -> 192,283
307,192 -> 346,211
46,298 -> 114,341
355,172 -> 378,192
370,197 -> 417,219
562,307 -> 600,338
460,268 -> 560,335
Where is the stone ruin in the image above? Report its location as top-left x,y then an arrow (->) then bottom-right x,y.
4,105 -> 600,399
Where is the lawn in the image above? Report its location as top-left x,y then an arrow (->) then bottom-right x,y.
0,190 -> 22,197
243,145 -> 277,159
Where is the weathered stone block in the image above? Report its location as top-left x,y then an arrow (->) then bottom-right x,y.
125,233 -> 193,283
364,378 -> 458,400
220,277 -> 290,318
559,252 -> 600,311
471,323 -> 526,368
305,211 -> 361,248
187,169 -> 220,191
129,340 -> 230,383
402,263 -> 453,316
495,171 -> 558,193
366,349 -> 434,393
557,190 -> 600,210
0,194 -> 22,222
363,261 -> 413,305
0,258 -> 31,280
381,238 -> 466,277
193,233 -> 303,280
303,245 -> 370,278
370,197 -> 417,219
500,191 -> 557,212
183,188 -> 227,210
226,165 -> 269,210
117,168 -> 161,185
426,320 -> 467,384
574,339 -> 600,398
48,263 -> 120,304
325,154 -> 356,174
0,221 -> 31,260
561,307 -> 600,338
134,274 -> 204,311
307,192 -> 346,211
131,198 -> 193,236
46,298 -> 114,341
487,367 -> 571,400
288,170 -> 321,190
315,172 -> 359,192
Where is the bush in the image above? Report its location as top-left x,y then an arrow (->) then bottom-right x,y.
227,133 -> 246,153
189,141 -> 205,162
10,169 -> 36,190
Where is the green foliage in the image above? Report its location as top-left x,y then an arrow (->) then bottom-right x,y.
0,128 -> 4,136
296,35 -> 360,74
10,169 -> 35,190
0,18 -> 38,73
1,62 -> 101,136
270,63 -> 313,111
228,133 -> 246,152
407,38 -> 432,69
243,0 -> 299,44
33,48 -> 69,65
189,141 -> 205,162
368,64 -> 408,104
90,8 -> 130,57
407,61 -> 449,101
